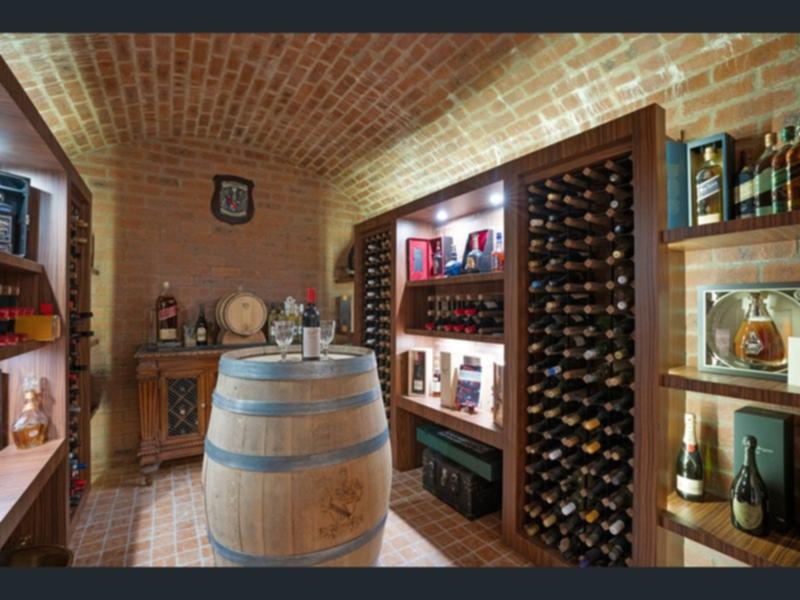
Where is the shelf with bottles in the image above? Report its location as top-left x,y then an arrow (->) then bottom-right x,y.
522,150 -> 637,567
665,125 -> 800,250
660,491 -> 800,567
408,292 -> 504,344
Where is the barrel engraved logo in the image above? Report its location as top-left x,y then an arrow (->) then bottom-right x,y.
319,469 -> 364,539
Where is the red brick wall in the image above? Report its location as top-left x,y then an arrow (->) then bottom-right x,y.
343,33 -> 800,215
75,139 -> 359,474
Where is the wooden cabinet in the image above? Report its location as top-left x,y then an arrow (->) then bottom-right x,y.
134,345 -> 250,484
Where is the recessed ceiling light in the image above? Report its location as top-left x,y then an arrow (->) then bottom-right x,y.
435,209 -> 448,222
490,193 -> 504,206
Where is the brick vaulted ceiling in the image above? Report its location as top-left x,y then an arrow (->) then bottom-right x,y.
0,33 -> 529,180
1,33 -> 798,216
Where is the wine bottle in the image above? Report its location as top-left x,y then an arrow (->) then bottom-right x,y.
195,304 -> 208,346
302,287 -> 321,361
675,413 -> 704,501
730,435 -> 769,536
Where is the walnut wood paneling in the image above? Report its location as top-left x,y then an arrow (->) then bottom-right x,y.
663,210 -> 800,251
662,366 -> 800,409
661,492 -> 800,567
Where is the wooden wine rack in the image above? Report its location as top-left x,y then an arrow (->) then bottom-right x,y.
359,229 -> 392,408
67,189 -> 92,522
522,152 -> 636,566
352,105 -> 665,567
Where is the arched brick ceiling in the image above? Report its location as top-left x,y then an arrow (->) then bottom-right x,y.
0,33 -> 530,180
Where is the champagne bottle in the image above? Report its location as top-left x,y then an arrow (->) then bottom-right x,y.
730,435 -> 769,536
675,413 -> 704,501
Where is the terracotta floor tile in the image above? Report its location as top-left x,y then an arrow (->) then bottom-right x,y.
70,460 -> 530,568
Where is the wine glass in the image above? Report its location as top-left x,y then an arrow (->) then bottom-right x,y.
271,320 -> 295,361
320,320 -> 336,360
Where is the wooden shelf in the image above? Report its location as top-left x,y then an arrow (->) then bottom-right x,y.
405,271 -> 504,288
660,492 -> 800,567
406,328 -> 504,345
0,252 -> 44,274
396,394 -> 504,450
662,211 -> 800,251
661,366 -> 800,408
0,439 -> 66,547
0,340 -> 48,363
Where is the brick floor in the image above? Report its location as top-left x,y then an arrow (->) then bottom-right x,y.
69,459 -> 531,567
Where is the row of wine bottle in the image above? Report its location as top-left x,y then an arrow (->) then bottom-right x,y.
524,154 -> 636,567
424,294 -> 504,336
69,201 -> 90,511
363,231 -> 392,405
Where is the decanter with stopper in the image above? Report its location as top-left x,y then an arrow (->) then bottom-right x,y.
733,292 -> 786,369
12,374 -> 48,449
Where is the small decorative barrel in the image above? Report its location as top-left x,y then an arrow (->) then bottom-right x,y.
215,291 -> 268,336
203,345 -> 391,567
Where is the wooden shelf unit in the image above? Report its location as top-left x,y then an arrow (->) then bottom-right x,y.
0,253 -> 45,275
0,56 -> 92,551
405,328 -> 503,345
660,492 -> 800,567
662,366 -> 800,409
662,210 -> 800,251
396,394 -> 504,449
353,105 -> 666,567
405,271 -> 504,288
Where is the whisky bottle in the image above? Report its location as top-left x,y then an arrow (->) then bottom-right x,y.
464,232 -> 483,274
734,151 -> 755,219
754,132 -> 778,216
491,231 -> 505,271
694,145 -> 724,225
771,125 -> 797,213
733,292 -> 786,368
11,374 -> 48,449
156,281 -> 179,344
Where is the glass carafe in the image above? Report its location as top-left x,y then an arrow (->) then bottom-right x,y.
12,374 -> 48,449
733,292 -> 786,368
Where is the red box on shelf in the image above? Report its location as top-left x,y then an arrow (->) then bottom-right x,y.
406,236 -> 453,281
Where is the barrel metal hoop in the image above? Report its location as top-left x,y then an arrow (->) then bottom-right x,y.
211,385 -> 382,417
207,512 -> 387,567
219,346 -> 376,380
204,428 -> 389,472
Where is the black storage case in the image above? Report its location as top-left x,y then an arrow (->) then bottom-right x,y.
421,447 -> 501,519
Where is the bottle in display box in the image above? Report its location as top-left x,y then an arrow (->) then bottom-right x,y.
694,146 -> 723,225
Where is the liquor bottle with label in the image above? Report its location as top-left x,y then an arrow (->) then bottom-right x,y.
0,190 -> 17,255
156,281 -> 179,344
463,232 -> 483,274
491,231 -> 505,272
730,435 -> 769,536
734,151 -> 755,219
771,125 -> 797,213
733,292 -> 786,368
789,128 -> 800,210
302,287 -> 321,361
675,413 -> 704,501
754,132 -> 778,216
195,304 -> 208,346
694,146 -> 723,225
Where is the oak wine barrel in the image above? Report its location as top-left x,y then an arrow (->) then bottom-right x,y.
202,345 -> 391,567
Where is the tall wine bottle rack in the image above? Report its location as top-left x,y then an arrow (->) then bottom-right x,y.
522,154 -> 636,566
361,229 -> 392,409
68,189 -> 92,518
